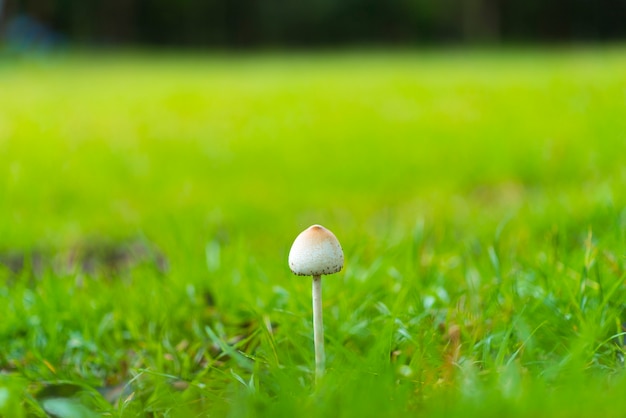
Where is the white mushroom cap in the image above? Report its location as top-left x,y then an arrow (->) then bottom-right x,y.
289,225 -> 344,276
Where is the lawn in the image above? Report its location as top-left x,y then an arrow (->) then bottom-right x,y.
1,47 -> 626,417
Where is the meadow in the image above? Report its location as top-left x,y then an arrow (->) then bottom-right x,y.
1,47 -> 626,417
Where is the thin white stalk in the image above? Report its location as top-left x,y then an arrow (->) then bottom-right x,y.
312,274 -> 325,383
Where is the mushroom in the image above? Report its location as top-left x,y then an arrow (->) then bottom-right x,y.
288,224 -> 344,383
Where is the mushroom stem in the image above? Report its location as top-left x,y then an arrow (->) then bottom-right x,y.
312,274 -> 325,383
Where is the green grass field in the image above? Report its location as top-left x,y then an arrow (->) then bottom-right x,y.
1,47 -> 626,417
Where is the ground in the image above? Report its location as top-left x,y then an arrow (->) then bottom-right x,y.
0,47 -> 626,417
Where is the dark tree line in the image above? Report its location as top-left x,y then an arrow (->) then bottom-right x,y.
2,0 -> 626,47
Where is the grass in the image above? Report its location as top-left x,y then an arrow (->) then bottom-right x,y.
0,46 -> 626,417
